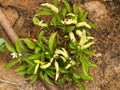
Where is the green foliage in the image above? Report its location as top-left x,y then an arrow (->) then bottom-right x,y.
4,60 -> 19,69
54,0 -> 58,6
22,38 -> 36,49
49,32 -> 57,54
36,8 -> 53,16
62,0 -> 71,12
0,38 -> 5,52
4,0 -> 97,90
6,42 -> 16,53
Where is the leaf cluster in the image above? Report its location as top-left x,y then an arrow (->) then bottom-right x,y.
4,0 -> 97,90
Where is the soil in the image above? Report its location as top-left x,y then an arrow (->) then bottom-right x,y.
0,0 -> 120,90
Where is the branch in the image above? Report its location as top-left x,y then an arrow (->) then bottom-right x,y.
0,8 -> 18,44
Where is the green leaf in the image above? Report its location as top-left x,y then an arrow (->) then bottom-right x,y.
32,16 -> 40,25
15,39 -> 22,53
51,14 -> 61,26
66,26 -> 75,33
25,74 -> 38,83
0,38 -> 5,52
25,60 -> 35,66
74,78 -> 85,90
31,74 -> 38,83
55,78 -> 65,85
5,42 -> 16,53
55,14 -> 62,25
0,44 -> 5,52
40,71 -> 44,80
62,0 -> 71,12
18,70 -> 27,75
40,71 -> 54,84
0,38 -> 5,45
69,42 -> 77,49
81,12 -> 87,22
81,61 -> 88,75
0,38 -> 5,51
15,65 -> 27,72
60,7 -> 67,17
59,67 -> 68,73
45,69 -> 55,78
80,54 -> 89,75
82,49 -> 94,55
19,40 -> 28,51
64,74 -> 72,81
51,16 -> 57,26
73,72 -> 81,79
22,38 -> 36,49
27,65 -> 34,74
43,37 -> 48,44
36,8 -> 53,16
78,8 -> 87,22
4,60 -> 19,69
27,53 -> 41,60
89,23 -> 98,28
40,53 -> 45,61
71,49 -> 76,54
22,57 -> 35,66
44,73 -> 54,85
49,66 -> 55,70
38,40 -> 44,48
88,60 -> 96,67
80,54 -> 96,75
49,32 -> 57,54
35,47 -> 41,53
53,0 -> 58,6
73,4 -> 77,14
38,31 -> 44,41
80,73 -> 93,80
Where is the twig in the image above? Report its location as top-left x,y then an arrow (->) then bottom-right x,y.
0,8 -> 59,90
0,78 -> 19,86
0,78 -> 23,90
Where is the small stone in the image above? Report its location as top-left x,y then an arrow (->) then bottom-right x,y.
84,1 -> 111,23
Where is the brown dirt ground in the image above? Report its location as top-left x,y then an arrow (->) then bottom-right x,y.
0,0 -> 120,90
